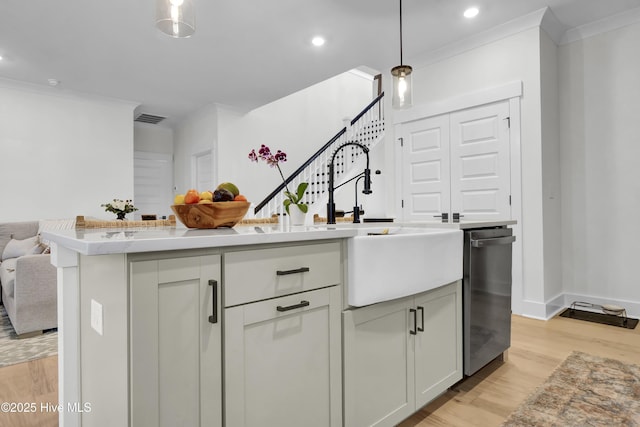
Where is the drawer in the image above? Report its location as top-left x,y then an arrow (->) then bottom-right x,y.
224,242 -> 341,307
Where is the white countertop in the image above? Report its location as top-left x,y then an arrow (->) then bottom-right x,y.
42,225 -> 359,256
42,220 -> 516,256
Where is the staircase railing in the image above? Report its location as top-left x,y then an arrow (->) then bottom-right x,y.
254,92 -> 385,218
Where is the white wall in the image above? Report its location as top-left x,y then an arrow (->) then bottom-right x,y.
559,21 -> 640,311
540,29 -> 563,315
0,82 -> 137,222
173,103 -> 219,195
216,71 -> 374,207
134,123 -> 174,155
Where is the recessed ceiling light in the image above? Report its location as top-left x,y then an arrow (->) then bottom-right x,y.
311,36 -> 325,47
0,55 -> 3,61
464,7 -> 479,18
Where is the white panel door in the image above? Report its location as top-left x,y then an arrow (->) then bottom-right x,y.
449,101 -> 511,221
134,151 -> 173,219
399,114 -> 450,222
195,151 -> 213,191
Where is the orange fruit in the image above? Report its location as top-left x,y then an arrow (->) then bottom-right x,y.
234,194 -> 247,202
185,189 -> 200,204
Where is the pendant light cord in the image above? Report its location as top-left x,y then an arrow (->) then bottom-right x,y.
399,0 -> 404,65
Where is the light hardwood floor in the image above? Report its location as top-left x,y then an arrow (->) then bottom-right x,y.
0,314 -> 638,427
0,355 -> 58,427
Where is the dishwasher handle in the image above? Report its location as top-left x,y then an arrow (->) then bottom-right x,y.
471,235 -> 515,248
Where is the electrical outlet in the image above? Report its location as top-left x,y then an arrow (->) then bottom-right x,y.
91,299 -> 103,336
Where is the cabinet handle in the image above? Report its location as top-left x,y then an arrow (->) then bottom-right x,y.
276,267 -> 310,276
409,308 -> 417,335
433,213 -> 449,223
208,279 -> 218,324
417,306 -> 424,332
276,300 -> 310,312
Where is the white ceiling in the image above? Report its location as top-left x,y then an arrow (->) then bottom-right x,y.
1,0 -> 640,126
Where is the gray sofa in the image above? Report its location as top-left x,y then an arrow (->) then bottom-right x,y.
0,221 -> 57,336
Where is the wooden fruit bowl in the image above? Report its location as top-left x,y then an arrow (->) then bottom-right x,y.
171,202 -> 250,228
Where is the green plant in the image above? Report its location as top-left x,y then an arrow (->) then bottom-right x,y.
101,199 -> 138,215
283,182 -> 309,214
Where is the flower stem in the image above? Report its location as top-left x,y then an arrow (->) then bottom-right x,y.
276,164 -> 292,196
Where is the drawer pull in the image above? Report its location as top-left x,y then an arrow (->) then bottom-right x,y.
276,267 -> 310,276
409,308 -> 417,335
276,300 -> 310,312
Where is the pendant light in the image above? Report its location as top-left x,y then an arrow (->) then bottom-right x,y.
156,0 -> 195,38
391,0 -> 413,109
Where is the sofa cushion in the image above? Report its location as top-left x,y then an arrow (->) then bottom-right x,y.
0,221 -> 39,257
0,257 -> 17,297
2,236 -> 39,261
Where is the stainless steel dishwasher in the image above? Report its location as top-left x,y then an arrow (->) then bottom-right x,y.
463,227 -> 515,376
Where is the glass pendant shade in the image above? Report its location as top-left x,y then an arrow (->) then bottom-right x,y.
156,0 -> 195,38
391,65 -> 413,109
391,0 -> 413,109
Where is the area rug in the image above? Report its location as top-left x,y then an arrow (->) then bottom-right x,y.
502,351 -> 640,426
0,305 -> 57,368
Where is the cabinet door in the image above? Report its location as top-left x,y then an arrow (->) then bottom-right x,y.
343,297 -> 415,427
130,255 -> 222,427
225,286 -> 342,427
413,281 -> 462,408
399,114 -> 451,222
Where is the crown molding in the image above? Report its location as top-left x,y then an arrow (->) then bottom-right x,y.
560,6 -> 640,45
540,7 -> 567,44
412,8 -> 547,69
410,5 -> 640,68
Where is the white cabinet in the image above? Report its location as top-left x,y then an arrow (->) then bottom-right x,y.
130,254 -> 222,427
398,101 -> 511,222
224,242 -> 343,427
343,281 -> 462,427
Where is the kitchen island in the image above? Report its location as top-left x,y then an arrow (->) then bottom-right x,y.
43,221 -> 497,427
44,224 -> 358,427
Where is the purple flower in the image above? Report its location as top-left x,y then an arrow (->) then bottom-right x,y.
258,144 -> 271,160
248,149 -> 258,162
274,150 -> 287,163
249,145 -> 287,167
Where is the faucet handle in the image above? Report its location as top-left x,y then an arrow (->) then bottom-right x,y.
362,169 -> 372,194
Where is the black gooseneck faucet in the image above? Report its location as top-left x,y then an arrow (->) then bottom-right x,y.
327,142 -> 372,224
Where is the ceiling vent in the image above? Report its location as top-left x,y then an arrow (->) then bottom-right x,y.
135,113 -> 166,124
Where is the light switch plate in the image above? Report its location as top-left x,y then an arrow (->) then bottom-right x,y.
91,299 -> 103,335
